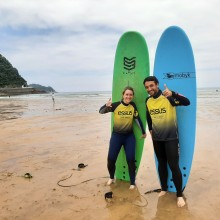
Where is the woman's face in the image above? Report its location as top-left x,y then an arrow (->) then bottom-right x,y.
123,89 -> 134,104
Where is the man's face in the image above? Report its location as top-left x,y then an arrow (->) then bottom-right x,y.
144,81 -> 159,96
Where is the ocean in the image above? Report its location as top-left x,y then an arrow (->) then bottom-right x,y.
0,88 -> 219,121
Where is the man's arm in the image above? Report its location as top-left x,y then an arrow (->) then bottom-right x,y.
170,91 -> 190,106
145,97 -> 152,131
163,84 -> 190,106
146,108 -> 152,131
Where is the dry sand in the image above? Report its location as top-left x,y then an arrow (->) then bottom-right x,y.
0,94 -> 220,220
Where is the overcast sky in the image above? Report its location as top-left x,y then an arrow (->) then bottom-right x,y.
0,0 -> 219,92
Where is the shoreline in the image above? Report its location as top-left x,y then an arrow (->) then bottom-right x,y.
0,87 -> 48,96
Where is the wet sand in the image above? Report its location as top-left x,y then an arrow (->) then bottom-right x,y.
0,94 -> 220,220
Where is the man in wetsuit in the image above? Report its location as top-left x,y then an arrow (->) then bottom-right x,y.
143,76 -> 190,207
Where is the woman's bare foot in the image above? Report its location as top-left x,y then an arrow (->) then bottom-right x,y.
158,190 -> 167,197
107,179 -> 115,185
129,185 -> 135,190
177,197 -> 186,207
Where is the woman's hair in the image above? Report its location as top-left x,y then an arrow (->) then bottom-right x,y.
122,86 -> 135,96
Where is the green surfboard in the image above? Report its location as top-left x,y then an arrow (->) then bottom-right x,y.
112,31 -> 150,182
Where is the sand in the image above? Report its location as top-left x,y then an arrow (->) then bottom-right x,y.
0,93 -> 220,220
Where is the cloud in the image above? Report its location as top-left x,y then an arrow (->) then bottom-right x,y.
0,0 -> 219,91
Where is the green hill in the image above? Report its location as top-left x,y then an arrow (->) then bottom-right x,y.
29,84 -> 56,93
0,54 -> 56,95
0,54 -> 27,87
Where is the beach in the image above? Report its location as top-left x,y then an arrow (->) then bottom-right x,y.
0,89 -> 220,220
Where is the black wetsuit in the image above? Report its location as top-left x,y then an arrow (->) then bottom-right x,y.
99,100 -> 145,185
145,90 -> 190,197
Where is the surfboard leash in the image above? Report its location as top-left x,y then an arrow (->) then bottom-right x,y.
57,164 -> 149,208
57,173 -> 108,187
144,188 -> 161,194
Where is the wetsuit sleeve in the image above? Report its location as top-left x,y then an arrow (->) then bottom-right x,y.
99,104 -> 112,114
134,118 -> 146,134
99,102 -> 119,114
145,97 -> 152,131
168,91 -> 190,106
131,102 -> 146,134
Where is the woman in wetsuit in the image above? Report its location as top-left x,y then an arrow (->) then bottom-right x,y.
99,86 -> 146,189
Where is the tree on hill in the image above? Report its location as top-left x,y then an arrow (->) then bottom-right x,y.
0,54 -> 27,88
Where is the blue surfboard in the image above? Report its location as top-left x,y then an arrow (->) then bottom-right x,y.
153,26 -> 196,192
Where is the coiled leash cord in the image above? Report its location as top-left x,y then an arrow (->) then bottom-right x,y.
57,163 -> 108,187
144,189 -> 161,194
57,173 -> 108,187
56,163 -> 153,207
